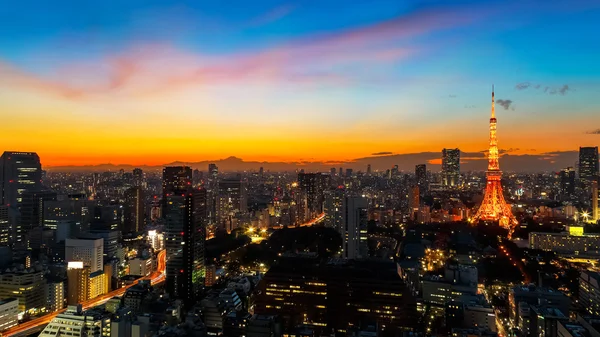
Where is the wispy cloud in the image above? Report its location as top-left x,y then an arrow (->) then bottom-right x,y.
496,99 -> 513,110
371,152 -> 393,156
515,82 -> 572,95
586,129 -> 600,135
0,6 -> 491,99
250,4 -> 295,26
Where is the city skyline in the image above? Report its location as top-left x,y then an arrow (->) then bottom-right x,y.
1,0 -> 599,167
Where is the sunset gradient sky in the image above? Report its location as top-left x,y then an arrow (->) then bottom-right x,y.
1,0 -> 599,167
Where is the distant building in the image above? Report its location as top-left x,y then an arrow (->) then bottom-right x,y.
124,186 -> 144,233
297,173 -> 330,216
205,264 -> 217,287
579,147 -> 599,187
409,186 -> 420,220
324,191 -> 367,259
19,190 -> 56,248
416,164 -> 428,195
559,167 -> 576,200
442,148 -> 460,187
529,229 -> 600,257
216,178 -> 248,227
593,180 -> 599,223
342,196 -> 368,259
323,189 -> 344,230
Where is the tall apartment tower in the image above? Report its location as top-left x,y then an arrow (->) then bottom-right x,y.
162,166 -> 193,215
415,164 -> 428,196
297,173 -> 330,216
442,149 -> 460,187
323,189 -> 344,230
124,186 -> 144,233
593,179 -> 599,223
163,167 -> 207,304
216,177 -> 248,226
559,167 -> 576,200
580,147 -> 599,187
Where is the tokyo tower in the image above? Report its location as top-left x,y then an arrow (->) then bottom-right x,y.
471,87 -> 518,235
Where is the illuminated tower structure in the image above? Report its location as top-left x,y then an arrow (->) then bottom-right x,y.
472,88 -> 517,234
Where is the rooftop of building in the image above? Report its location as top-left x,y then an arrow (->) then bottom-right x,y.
561,322 -> 591,337
511,284 -> 565,295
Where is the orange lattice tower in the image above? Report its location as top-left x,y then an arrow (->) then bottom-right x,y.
471,87 -> 518,236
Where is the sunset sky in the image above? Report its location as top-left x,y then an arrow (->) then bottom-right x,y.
1,0 -> 599,167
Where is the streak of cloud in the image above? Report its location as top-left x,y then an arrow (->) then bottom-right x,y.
0,5 -> 492,99
496,99 -> 513,110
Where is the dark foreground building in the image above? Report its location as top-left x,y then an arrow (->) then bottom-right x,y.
253,257 -> 419,336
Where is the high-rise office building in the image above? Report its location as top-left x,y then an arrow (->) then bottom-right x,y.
0,151 -> 42,207
559,167 -> 576,200
297,173 -> 330,216
345,168 -> 353,178
593,180 -> 599,223
579,147 -> 599,187
44,197 -> 95,242
415,164 -> 428,195
442,148 -> 460,187
19,190 -> 57,248
366,164 -> 372,175
342,196 -> 368,259
391,165 -> 399,178
216,177 -> 248,226
124,186 -> 144,233
65,238 -> 104,273
325,191 -> 368,259
162,166 -> 193,214
164,177 -> 207,304
0,205 -> 13,246
132,168 -> 144,187
323,189 -> 344,230
207,164 -> 219,224
409,185 -> 420,220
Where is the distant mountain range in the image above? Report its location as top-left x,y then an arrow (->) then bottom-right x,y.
45,151 -> 580,173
